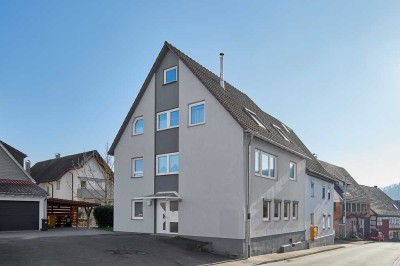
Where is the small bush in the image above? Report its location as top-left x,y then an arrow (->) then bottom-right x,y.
93,205 -> 113,227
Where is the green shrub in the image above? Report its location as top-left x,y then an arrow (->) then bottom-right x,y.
93,205 -> 113,227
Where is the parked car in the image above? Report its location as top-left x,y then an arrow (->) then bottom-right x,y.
369,230 -> 384,241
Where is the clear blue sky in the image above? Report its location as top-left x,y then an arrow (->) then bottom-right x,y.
1,1 -> 399,186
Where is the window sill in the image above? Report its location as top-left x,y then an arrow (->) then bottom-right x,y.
289,178 -> 296,181
189,122 -> 205,127
262,218 -> 271,222
156,172 -> 179,176
131,176 -> 144,178
132,133 -> 144,137
163,80 -> 177,86
260,175 -> 277,180
132,217 -> 143,220
284,217 -> 289,221
292,217 -> 297,220
157,125 -> 179,132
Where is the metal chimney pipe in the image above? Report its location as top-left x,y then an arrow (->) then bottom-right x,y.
25,160 -> 31,174
219,53 -> 225,89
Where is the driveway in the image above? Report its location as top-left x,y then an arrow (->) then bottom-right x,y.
0,230 -> 231,266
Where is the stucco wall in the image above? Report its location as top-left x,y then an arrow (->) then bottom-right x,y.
178,60 -> 246,240
250,137 -> 306,239
305,174 -> 335,242
113,75 -> 156,233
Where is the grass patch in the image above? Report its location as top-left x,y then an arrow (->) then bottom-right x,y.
97,226 -> 113,232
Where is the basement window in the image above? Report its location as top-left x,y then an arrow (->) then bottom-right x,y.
263,200 -> 271,221
244,108 -> 266,129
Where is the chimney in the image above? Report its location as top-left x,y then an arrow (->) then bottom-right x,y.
25,160 -> 31,174
313,153 -> 318,159
219,52 -> 225,89
374,185 -> 378,188
55,153 -> 61,159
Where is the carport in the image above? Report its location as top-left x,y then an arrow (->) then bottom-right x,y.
47,198 -> 99,228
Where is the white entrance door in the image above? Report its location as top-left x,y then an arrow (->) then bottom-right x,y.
156,200 -> 179,234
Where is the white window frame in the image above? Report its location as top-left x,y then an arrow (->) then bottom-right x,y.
311,181 -> 315,197
284,201 -> 290,220
157,108 -> 179,131
255,149 -> 260,175
263,200 -> 271,221
322,214 -> 326,229
132,157 -> 144,177
289,161 -> 296,180
131,200 -> 143,220
245,108 -> 266,129
163,66 -> 177,84
292,202 -> 298,220
274,200 -> 281,221
189,101 -> 205,126
328,214 -> 331,229
156,152 -> 179,175
132,116 -> 144,136
257,151 -> 277,179
56,180 -> 60,190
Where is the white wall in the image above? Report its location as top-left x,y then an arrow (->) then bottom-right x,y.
113,75 -> 156,233
305,175 -> 335,240
178,60 -> 246,239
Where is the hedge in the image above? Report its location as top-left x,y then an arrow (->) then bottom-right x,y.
93,205 -> 113,227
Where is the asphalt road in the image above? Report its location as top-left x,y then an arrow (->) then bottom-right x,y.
268,242 -> 400,266
0,231 -> 230,266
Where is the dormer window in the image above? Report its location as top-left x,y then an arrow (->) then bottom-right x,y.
281,123 -> 290,133
273,124 -> 290,142
244,108 -> 266,129
164,66 -> 177,84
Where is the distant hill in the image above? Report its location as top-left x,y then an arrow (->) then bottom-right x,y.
381,183 -> 400,200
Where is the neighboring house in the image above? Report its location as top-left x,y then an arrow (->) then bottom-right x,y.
109,42 -> 335,257
360,185 -> 400,240
30,150 -> 113,226
319,160 -> 370,238
0,141 -> 47,231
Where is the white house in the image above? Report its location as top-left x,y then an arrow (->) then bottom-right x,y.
0,141 -> 47,231
109,42 -> 335,257
30,150 -> 113,226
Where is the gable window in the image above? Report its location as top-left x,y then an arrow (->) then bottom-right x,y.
274,200 -> 281,220
255,150 -> 276,179
157,108 -> 179,131
322,186 -> 326,199
80,180 -> 87,188
189,101 -> 205,126
132,201 -> 143,219
273,124 -> 290,142
132,158 -> 143,177
164,66 -> 177,84
133,117 -> 144,135
284,201 -> 290,220
289,162 -> 296,180
328,190 -> 331,200
46,186 -> 50,193
311,181 -> 315,197
156,153 -> 179,175
292,202 -> 298,220
245,108 -> 266,129
263,200 -> 271,221
56,180 -> 61,190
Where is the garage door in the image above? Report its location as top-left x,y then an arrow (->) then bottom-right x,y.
0,201 -> 39,231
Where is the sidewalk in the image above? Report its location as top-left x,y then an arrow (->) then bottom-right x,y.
215,245 -> 345,265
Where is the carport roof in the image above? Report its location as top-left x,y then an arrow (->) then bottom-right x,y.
47,198 -> 100,207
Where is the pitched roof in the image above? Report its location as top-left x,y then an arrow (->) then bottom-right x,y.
0,140 -> 27,166
30,150 -> 100,183
0,179 -> 47,196
109,42 -> 334,182
319,160 -> 369,202
360,185 -> 400,217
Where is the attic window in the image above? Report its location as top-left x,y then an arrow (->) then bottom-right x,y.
244,108 -> 266,129
281,123 -> 290,133
273,124 -> 290,142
